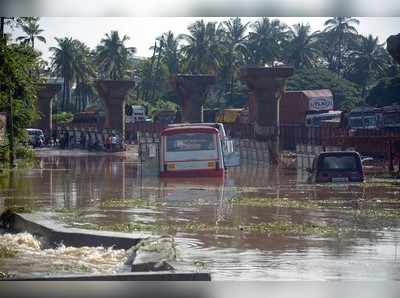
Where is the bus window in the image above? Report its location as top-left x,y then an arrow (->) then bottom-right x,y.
166,133 -> 216,152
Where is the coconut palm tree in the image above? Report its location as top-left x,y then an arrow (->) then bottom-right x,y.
285,23 -> 320,69
156,31 -> 181,75
221,17 -> 249,99
50,37 -> 76,111
323,17 -> 360,76
71,40 -> 96,112
246,17 -> 289,65
349,34 -> 390,97
16,17 -> 46,48
95,31 -> 136,80
180,20 -> 224,74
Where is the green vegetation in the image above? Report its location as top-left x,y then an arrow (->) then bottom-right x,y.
53,111 -> 73,124
241,222 -> 341,236
366,74 -> 400,107
287,68 -> 363,110
0,39 -> 42,167
77,219 -> 342,237
231,196 -> 320,210
100,198 -> 162,209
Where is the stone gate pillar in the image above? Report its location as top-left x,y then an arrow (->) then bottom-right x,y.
95,80 -> 135,139
173,74 -> 216,123
35,83 -> 61,139
387,33 -> 400,64
240,66 -> 293,165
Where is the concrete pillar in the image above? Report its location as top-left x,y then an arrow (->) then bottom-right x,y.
36,83 -> 61,139
240,66 -> 293,165
174,74 -> 216,123
387,34 -> 400,65
95,80 -> 135,139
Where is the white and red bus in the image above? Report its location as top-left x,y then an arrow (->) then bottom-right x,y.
159,126 -> 224,177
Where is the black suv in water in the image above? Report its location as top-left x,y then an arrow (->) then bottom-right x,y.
309,151 -> 364,183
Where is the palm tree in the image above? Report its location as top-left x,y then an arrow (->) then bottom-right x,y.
95,31 -> 136,80
180,20 -> 224,74
349,34 -> 390,97
71,40 -> 96,112
16,17 -> 46,48
246,17 -> 289,65
323,17 -> 360,76
50,37 -> 76,111
285,23 -> 320,69
221,17 -> 249,99
156,31 -> 181,74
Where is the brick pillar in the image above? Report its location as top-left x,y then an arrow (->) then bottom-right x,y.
173,74 -> 216,123
240,66 -> 293,165
95,80 -> 135,139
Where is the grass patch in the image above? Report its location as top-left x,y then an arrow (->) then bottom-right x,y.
231,197 -> 320,210
240,222 -> 341,236
76,220 -> 342,237
100,198 -> 162,209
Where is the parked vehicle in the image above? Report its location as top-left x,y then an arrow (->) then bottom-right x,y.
280,89 -> 334,125
305,111 -> 342,127
159,125 -> 225,177
167,122 -> 240,168
216,109 -> 242,124
26,128 -> 45,147
308,151 -> 364,183
347,106 -> 380,130
154,110 -> 177,124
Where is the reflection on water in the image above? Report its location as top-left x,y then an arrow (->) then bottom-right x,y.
1,149 -> 400,280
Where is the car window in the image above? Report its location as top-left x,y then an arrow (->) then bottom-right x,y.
320,155 -> 359,170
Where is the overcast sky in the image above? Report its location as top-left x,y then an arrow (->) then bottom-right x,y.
9,17 -> 400,61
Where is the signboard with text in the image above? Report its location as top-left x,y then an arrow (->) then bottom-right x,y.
308,97 -> 334,111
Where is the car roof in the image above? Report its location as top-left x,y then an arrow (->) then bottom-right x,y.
161,126 -> 219,136
318,151 -> 361,157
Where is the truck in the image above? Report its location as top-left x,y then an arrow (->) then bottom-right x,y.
280,89 -> 335,125
240,89 -> 336,126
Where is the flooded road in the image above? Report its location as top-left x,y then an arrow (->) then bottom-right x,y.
1,149 -> 400,280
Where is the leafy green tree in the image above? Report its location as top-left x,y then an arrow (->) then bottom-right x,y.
323,17 -> 360,76
284,23 -> 320,69
366,75 -> 400,107
0,42 -> 41,159
287,68 -> 362,110
95,31 -> 136,80
16,17 -> 46,48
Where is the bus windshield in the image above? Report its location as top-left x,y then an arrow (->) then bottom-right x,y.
166,133 -> 216,152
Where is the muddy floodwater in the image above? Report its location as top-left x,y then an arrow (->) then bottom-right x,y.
1,149 -> 400,280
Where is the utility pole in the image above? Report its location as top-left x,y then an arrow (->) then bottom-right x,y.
8,88 -> 16,167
